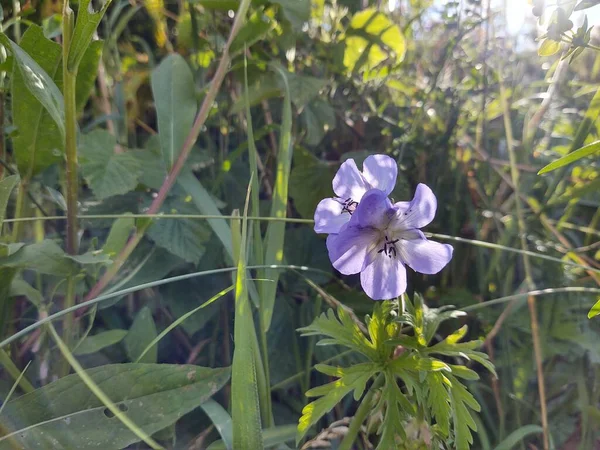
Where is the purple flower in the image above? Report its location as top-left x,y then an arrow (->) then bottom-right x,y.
314,155 -> 398,234
325,185 -> 453,300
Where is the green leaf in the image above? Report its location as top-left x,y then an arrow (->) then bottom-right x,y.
6,26 -> 63,176
343,8 -> 406,80
493,425 -> 543,450
68,0 -> 112,71
231,9 -> 275,55
289,148 -> 337,218
74,330 -> 128,356
146,201 -> 211,264
575,0 -> 600,11
538,39 -> 561,56
301,98 -> 336,146
281,71 -> 327,109
588,297 -> 600,318
80,130 -> 142,200
297,363 -> 378,443
0,241 -> 76,276
261,64 -> 294,330
426,372 -> 451,437
0,175 -> 19,228
298,308 -> 378,361
201,400 -> 233,450
231,205 -> 264,448
375,371 -> 409,449
448,374 -> 480,450
0,364 -> 230,450
151,54 -> 197,170
538,140 -> 600,174
124,307 -> 158,364
103,217 -> 135,257
272,0 -> 310,30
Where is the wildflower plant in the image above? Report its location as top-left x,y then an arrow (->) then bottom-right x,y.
299,155 -> 494,449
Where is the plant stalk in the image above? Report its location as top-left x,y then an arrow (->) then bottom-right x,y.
338,372 -> 385,450
499,81 -> 549,450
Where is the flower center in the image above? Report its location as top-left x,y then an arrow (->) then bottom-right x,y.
377,235 -> 399,259
338,197 -> 359,215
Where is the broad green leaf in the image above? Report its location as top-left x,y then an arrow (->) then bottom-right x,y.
301,98 -> 336,146
7,26 -> 63,176
80,130 -> 142,200
538,140 -> 600,174
147,201 -> 211,264
272,0 -> 310,30
231,206 -> 264,448
343,8 -> 406,80
538,39 -> 561,56
281,71 -> 327,109
289,148 -> 336,218
229,73 -> 280,115
0,364 -> 230,450
261,64 -> 293,330
103,217 -> 135,257
74,330 -> 128,356
9,278 -> 44,308
0,241 -> 85,276
0,175 -> 18,227
151,54 -> 197,170
588,297 -> 600,318
68,0 -> 113,71
493,425 -> 544,450
124,307 -> 158,364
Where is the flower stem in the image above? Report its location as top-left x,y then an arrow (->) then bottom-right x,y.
338,372 -> 385,450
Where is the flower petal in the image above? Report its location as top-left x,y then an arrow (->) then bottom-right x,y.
401,238 -> 453,274
332,159 -> 370,201
327,225 -> 378,275
390,183 -> 438,231
362,154 -> 398,195
354,188 -> 394,229
314,198 -> 350,234
360,254 -> 407,300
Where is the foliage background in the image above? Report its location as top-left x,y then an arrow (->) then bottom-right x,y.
0,0 -> 598,449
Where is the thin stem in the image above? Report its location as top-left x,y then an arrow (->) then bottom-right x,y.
499,80 -> 549,450
59,276 -> 77,377
62,2 -> 78,256
338,372 -> 385,450
10,180 -> 26,242
12,0 -> 21,43
83,0 -> 252,302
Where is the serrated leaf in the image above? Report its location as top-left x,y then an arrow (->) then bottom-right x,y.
0,364 -> 230,450
74,330 -> 128,355
80,130 -> 142,200
147,205 -> 210,264
426,372 -> 451,437
298,308 -> 378,360
448,374 -> 480,450
124,307 -> 158,364
151,54 -> 197,171
375,371 -> 409,449
297,364 -> 377,443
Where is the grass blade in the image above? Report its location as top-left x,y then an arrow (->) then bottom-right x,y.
261,64 -> 293,331
134,285 -> 234,363
538,140 -> 600,174
0,361 -> 31,416
493,425 -> 543,450
201,399 -> 233,450
231,181 -> 264,449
